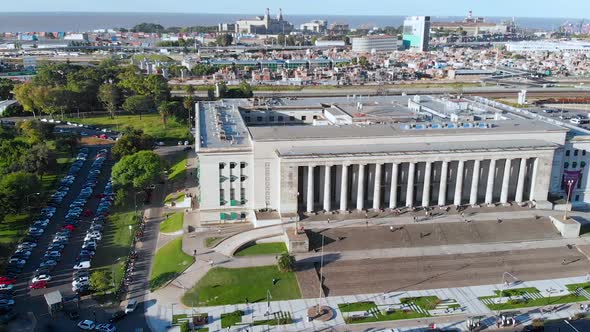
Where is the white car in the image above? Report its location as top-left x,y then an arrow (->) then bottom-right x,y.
73,276 -> 89,285
0,284 -> 13,291
124,299 -> 138,314
84,232 -> 102,242
73,261 -> 91,270
32,274 -> 52,283
77,320 -> 95,330
72,280 -> 89,292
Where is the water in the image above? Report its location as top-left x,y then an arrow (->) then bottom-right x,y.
0,12 -> 577,33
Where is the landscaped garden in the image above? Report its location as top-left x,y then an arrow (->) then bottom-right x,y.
181,265 -> 301,306
149,237 -> 195,290
234,242 -> 288,257
220,310 -> 244,328
479,287 -> 587,310
159,212 -> 184,233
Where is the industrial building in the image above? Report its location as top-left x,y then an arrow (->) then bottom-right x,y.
235,8 -> 293,35
351,35 -> 401,53
403,16 -> 431,52
300,20 -> 328,34
195,95 -> 590,225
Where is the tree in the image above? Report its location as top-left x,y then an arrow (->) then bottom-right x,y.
191,64 -> 215,77
277,34 -> 286,46
0,171 -> 40,213
184,85 -> 195,96
98,83 -> 120,119
17,120 -> 55,143
14,83 -> 38,118
238,81 -> 253,98
215,34 -> 233,46
122,95 -> 152,120
111,151 -> 164,190
89,270 -> 112,293
112,132 -> 155,159
56,134 -> 79,156
0,78 -> 14,100
22,143 -> 53,178
182,96 -> 194,114
143,74 -> 170,104
277,252 -> 295,272
357,56 -> 369,69
157,101 -> 178,128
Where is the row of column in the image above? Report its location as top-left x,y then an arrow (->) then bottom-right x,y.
305,157 -> 539,213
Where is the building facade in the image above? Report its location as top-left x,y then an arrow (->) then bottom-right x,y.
195,95 -> 590,226
403,16 -> 431,52
351,35 -> 400,53
300,20 -> 328,34
235,8 -> 293,35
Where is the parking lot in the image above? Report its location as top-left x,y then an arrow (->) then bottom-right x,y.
1,146 -> 124,330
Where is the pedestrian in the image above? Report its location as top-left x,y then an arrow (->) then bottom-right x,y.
413,216 -> 417,223
366,220 -> 368,227
209,259 -> 214,266
562,258 -> 567,265
497,218 -> 502,224
420,232 -> 423,239
193,249 -> 197,257
390,226 -> 394,232
327,218 -> 330,224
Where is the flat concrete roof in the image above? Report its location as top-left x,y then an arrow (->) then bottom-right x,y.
250,119 -> 565,142
276,139 -> 557,158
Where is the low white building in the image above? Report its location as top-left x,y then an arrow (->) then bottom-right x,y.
506,41 -> 590,53
194,95 -> 590,225
352,35 -> 401,53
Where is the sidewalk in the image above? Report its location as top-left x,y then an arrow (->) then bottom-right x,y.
146,274 -> 590,332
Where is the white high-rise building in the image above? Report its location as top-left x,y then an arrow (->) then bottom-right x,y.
403,16 -> 431,52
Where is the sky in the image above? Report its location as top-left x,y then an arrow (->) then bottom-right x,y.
3,0 -> 589,19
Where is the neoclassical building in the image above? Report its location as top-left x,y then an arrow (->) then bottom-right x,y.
195,95 -> 588,225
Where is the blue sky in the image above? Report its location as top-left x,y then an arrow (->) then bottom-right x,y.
4,0 -> 588,18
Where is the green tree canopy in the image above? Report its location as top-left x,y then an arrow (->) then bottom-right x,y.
0,171 -> 40,213
277,252 -> 295,272
111,132 -> 155,159
89,270 -> 112,293
157,101 -> 179,128
112,150 -> 163,190
98,83 -> 120,119
122,95 -> 153,119
216,34 -> 233,46
0,78 -> 14,100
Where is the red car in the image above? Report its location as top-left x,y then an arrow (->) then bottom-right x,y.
63,225 -> 75,231
29,280 -> 47,289
0,277 -> 16,285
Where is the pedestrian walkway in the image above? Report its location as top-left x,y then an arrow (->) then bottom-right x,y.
145,274 -> 590,332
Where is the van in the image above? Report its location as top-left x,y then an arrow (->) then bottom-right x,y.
125,299 -> 138,314
73,261 -> 91,270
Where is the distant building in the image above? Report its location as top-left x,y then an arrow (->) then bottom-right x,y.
23,56 -> 37,70
328,23 -> 350,35
506,41 -> 590,53
64,33 -> 88,42
315,39 -> 346,47
235,8 -> 293,35
218,23 -> 236,32
352,35 -> 400,53
300,20 -> 328,34
403,16 -> 431,52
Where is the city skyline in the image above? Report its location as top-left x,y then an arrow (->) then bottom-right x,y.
3,0 -> 590,19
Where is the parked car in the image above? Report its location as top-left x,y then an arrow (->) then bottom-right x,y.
77,320 -> 95,330
108,311 -> 126,323
125,299 -> 138,314
73,261 -> 91,270
96,323 -> 116,332
29,281 -> 48,289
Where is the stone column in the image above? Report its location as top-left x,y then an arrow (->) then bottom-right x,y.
500,158 -> 512,204
529,158 -> 539,201
454,160 -> 465,206
340,164 -> 348,212
438,161 -> 448,206
485,159 -> 497,205
323,165 -> 331,212
515,158 -> 527,203
389,163 -> 399,209
422,161 -> 432,207
406,162 -> 415,207
356,164 -> 365,210
306,165 -> 314,213
469,159 -> 481,206
373,163 -> 382,210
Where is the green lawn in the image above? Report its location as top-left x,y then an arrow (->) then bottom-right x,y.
234,242 -> 288,257
91,210 -> 137,296
168,152 -> 188,183
150,237 -> 195,290
221,310 -> 244,328
65,113 -> 190,143
479,287 -> 585,311
344,309 -> 427,324
160,212 -> 184,233
165,192 -> 186,205
204,237 -> 222,248
338,302 -> 377,313
181,266 -> 301,306
566,282 -> 590,292
253,312 -> 293,326
401,296 -> 441,311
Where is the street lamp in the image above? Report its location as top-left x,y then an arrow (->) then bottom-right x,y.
564,179 -> 574,221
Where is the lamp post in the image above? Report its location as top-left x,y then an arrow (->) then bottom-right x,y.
564,179 -> 574,221
25,192 -> 41,211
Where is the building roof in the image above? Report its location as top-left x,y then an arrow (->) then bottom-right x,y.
44,290 -> 62,306
249,119 -> 564,142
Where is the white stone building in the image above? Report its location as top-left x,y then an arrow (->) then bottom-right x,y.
195,95 -> 590,226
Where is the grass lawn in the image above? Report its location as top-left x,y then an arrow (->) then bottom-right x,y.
168,152 -> 188,183
401,296 -> 441,310
344,309 -> 427,324
253,312 -> 293,326
150,237 -> 195,290
160,212 -> 184,233
204,237 -> 222,248
338,302 -> 377,313
234,242 -> 288,257
181,266 -> 301,306
479,288 -> 585,311
65,113 -> 190,143
221,310 -> 244,328
164,192 -> 186,205
566,282 -> 590,292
